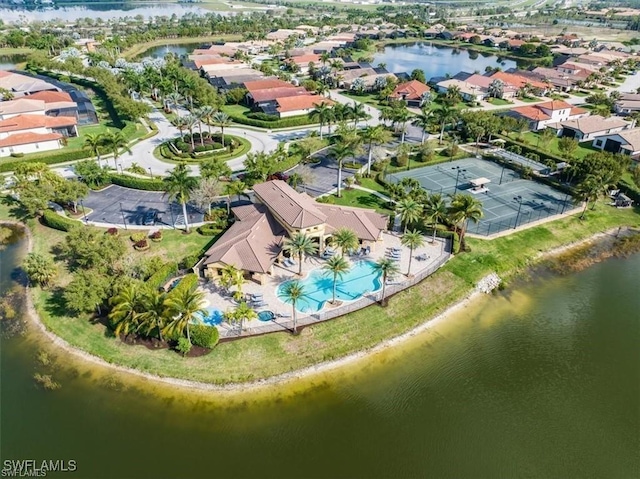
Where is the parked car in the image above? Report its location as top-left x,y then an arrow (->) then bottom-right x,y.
268,172 -> 289,181
143,210 -> 158,226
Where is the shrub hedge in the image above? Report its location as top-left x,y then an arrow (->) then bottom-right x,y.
110,174 -> 166,191
41,210 -> 80,232
146,262 -> 178,290
167,273 -> 198,299
181,254 -> 200,269
190,324 -> 219,349
196,223 -> 221,236
225,112 -> 317,129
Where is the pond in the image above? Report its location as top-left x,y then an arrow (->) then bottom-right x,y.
373,42 -> 519,79
140,43 -> 205,59
1,229 -> 638,478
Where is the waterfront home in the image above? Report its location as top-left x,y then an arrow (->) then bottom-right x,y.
389,80 -> 431,107
508,100 -> 589,131
465,74 -> 518,99
436,79 -> 485,102
591,128 -> 640,159
488,71 -> 549,95
558,115 -> 631,142
201,180 -> 388,284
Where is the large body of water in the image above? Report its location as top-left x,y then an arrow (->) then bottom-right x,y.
1,227 -> 638,478
374,42 -> 518,79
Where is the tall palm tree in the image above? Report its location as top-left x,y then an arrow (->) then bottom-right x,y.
424,193 -> 447,243
193,108 -> 206,146
330,227 -> 359,255
108,285 -> 142,338
392,108 -> 411,144
212,111 -> 231,147
412,107 -> 435,144
311,102 -> 333,139
373,257 -> 400,306
283,232 -> 318,275
449,193 -> 484,251
322,255 -> 351,304
396,198 -> 423,233
83,133 -> 105,167
575,175 -> 600,219
166,92 -> 182,113
226,301 -> 256,334
138,289 -> 169,342
183,114 -> 197,150
280,280 -> 306,334
401,230 -> 425,276
437,104 -> 458,145
163,163 -> 198,233
362,125 -> 392,176
172,115 -> 188,138
103,130 -> 132,169
164,287 -> 206,344
199,105 -> 217,135
331,143 -> 355,198
349,102 -> 367,127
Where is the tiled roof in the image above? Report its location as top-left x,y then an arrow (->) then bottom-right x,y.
560,115 -> 629,134
0,114 -> 76,133
250,86 -> 307,103
275,95 -> 333,113
26,91 -> 73,104
288,54 -> 322,65
202,204 -> 285,273
537,100 -> 573,110
253,180 -> 327,229
616,128 -> 640,152
510,105 -> 551,121
0,131 -> 61,148
317,204 -> 387,241
244,79 -> 293,93
490,71 -> 547,89
569,106 -> 588,116
0,99 -> 45,115
389,80 -> 430,101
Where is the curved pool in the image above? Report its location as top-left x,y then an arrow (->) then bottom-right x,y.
194,307 -> 224,326
277,260 -> 382,313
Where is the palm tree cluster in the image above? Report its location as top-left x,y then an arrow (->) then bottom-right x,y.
310,101 -> 369,139
109,283 -> 206,346
82,130 -> 132,169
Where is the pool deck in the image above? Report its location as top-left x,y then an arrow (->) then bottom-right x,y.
198,231 -> 449,337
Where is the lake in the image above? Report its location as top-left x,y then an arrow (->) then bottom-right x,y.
140,43 -> 204,59
1,228 -> 638,478
374,42 -> 519,79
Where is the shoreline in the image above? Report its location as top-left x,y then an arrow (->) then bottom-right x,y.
6,219 -> 636,393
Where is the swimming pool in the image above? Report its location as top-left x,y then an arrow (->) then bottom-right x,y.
277,260 -> 382,313
194,307 -> 224,326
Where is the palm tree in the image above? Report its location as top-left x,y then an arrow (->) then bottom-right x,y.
83,133 -> 105,167
349,102 -> 367,127
199,105 -> 217,135
331,143 -> 355,198
373,258 -> 400,306
166,92 -> 182,113
280,280 -> 306,334
401,230 -> 425,276
488,79 -> 505,99
575,175 -> 600,219
449,193 -> 484,251
436,104 -> 457,145
163,163 -> 198,233
424,193 -> 447,243
226,301 -> 256,334
311,102 -> 333,139
108,285 -> 142,338
396,198 -> 423,233
330,227 -> 359,255
283,232 -> 318,275
212,111 -> 231,147
392,108 -> 411,144
138,289 -> 169,342
322,255 -> 351,304
193,108 -> 206,146
164,287 -> 206,344
183,114 -> 197,150
103,130 -> 132,169
362,125 -> 392,176
412,108 -> 435,144
172,115 -> 188,138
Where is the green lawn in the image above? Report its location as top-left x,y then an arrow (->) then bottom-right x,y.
326,188 -> 393,214
518,132 -> 598,159
519,96 -> 542,103
357,177 -> 388,193
221,104 -> 252,116
487,98 -> 513,106
341,91 -> 384,109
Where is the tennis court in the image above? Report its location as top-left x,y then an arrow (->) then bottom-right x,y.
387,158 -> 572,236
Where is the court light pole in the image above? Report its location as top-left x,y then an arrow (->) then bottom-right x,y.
119,202 -> 128,230
499,160 -> 511,185
513,195 -> 523,229
452,166 -> 466,192
560,192 -> 571,214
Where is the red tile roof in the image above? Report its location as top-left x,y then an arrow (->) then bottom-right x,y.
389,80 -> 430,101
288,53 -> 322,65
250,86 -> 308,103
537,100 -> 573,110
0,114 -> 76,133
0,131 -> 62,148
26,91 -> 73,104
275,95 -> 333,113
511,105 -> 551,121
490,71 -> 547,90
244,79 -> 293,93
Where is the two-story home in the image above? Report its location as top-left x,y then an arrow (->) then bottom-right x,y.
508,100 -> 589,130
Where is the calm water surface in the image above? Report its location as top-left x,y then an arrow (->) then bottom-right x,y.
1,229 -> 638,478
374,43 -> 518,78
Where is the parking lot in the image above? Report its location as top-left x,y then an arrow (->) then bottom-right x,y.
83,185 -> 205,228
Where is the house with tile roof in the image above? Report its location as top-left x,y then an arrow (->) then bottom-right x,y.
26,91 -> 78,119
201,181 -> 388,284
0,98 -> 46,119
0,113 -> 77,157
389,80 -> 430,107
508,100 -> 589,130
590,127 -> 640,158
558,115 -> 631,142
275,95 -> 334,118
489,71 -> 549,94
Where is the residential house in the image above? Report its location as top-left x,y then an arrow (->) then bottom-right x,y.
489,71 -> 549,94
466,74 -> 518,99
0,114 -> 77,157
248,86 -> 308,108
615,93 -> 640,115
508,100 -> 589,130
435,79 -> 485,102
0,99 -> 45,120
275,95 -> 334,118
558,115 -> 631,142
0,71 -> 59,98
591,127 -> 640,158
201,180 -> 388,284
27,91 -> 78,119
286,53 -> 322,74
388,80 -> 430,107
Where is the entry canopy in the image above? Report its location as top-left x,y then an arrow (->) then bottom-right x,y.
470,177 -> 491,187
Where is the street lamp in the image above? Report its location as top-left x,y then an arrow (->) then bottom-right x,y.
119,202 -> 128,230
560,192 -> 571,214
148,167 -> 153,179
513,195 -> 524,229
118,163 -> 123,174
452,166 -> 466,192
80,198 -> 87,223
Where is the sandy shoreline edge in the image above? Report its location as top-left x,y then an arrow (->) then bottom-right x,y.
3,221 -> 631,393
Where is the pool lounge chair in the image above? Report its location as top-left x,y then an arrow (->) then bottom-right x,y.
415,254 -> 429,261
253,301 -> 267,308
276,312 -> 292,319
